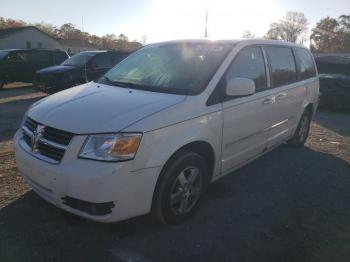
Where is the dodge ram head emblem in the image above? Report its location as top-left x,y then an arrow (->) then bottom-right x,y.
30,125 -> 45,152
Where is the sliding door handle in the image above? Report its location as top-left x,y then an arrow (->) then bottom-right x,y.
262,97 -> 275,104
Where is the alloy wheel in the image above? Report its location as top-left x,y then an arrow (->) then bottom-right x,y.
170,166 -> 202,215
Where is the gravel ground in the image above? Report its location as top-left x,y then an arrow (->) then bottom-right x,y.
0,85 -> 349,262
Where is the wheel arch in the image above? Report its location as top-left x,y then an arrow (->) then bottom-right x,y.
151,140 -> 216,212
156,140 -> 215,184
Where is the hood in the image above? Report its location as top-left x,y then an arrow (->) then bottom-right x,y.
27,82 -> 186,134
36,65 -> 79,74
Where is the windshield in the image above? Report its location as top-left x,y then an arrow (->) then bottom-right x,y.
0,51 -> 9,60
62,52 -> 96,66
98,42 -> 233,95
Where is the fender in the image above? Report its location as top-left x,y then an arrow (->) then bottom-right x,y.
132,109 -> 223,180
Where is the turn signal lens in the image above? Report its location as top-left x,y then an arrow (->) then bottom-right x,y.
112,135 -> 142,157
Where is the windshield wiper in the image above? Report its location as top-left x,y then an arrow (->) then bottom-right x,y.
100,76 -> 186,94
101,76 -> 140,88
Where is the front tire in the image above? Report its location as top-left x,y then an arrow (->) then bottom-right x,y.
152,150 -> 208,225
287,109 -> 312,147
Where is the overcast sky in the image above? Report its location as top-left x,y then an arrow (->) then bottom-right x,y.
2,0 -> 349,43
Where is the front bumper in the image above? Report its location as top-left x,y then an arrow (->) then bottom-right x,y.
14,130 -> 161,223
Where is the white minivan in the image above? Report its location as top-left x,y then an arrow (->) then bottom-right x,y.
14,39 -> 319,224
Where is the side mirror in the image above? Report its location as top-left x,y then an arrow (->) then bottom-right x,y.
225,77 -> 255,97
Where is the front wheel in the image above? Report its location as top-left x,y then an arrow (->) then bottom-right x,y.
287,109 -> 312,147
152,150 -> 208,224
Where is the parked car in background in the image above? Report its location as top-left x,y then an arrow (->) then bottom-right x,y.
33,50 -> 130,94
14,39 -> 319,224
314,54 -> 350,112
0,49 -> 68,89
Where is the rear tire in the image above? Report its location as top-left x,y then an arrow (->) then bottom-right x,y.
152,150 -> 208,225
287,109 -> 312,147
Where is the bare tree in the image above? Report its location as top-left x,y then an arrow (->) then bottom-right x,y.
0,17 -> 143,51
265,12 -> 308,44
33,22 -> 58,38
241,30 -> 256,39
58,23 -> 88,40
0,17 -> 26,29
101,34 -> 117,49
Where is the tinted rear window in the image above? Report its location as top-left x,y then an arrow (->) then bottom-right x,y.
90,53 -> 115,68
265,46 -> 297,87
31,51 -> 52,64
54,52 -> 68,64
112,53 -> 128,64
294,48 -> 316,80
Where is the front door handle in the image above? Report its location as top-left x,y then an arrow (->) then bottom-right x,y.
262,97 -> 275,104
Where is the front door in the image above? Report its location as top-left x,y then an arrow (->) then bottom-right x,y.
219,46 -> 279,174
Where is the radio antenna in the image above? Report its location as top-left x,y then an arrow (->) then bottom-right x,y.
82,16 -> 88,83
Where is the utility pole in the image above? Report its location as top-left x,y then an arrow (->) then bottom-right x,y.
204,7 -> 208,38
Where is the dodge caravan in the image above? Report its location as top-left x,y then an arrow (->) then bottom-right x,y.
14,39 -> 319,224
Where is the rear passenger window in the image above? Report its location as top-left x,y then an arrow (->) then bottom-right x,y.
54,52 -> 68,64
265,46 -> 297,87
32,51 -> 52,65
225,47 -> 267,92
294,48 -> 316,80
90,53 -> 114,68
112,53 -> 128,64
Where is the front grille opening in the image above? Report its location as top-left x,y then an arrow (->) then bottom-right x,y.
22,117 -> 74,163
37,141 -> 65,161
62,196 -> 115,216
24,117 -> 37,131
43,126 -> 73,145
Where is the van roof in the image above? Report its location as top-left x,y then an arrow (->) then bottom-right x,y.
150,39 -> 306,49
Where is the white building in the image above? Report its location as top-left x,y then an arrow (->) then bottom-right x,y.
0,26 -> 62,50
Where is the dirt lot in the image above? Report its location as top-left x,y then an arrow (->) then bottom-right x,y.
0,84 -> 350,262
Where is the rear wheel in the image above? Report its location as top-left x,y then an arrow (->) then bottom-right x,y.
153,150 -> 208,224
287,109 -> 312,147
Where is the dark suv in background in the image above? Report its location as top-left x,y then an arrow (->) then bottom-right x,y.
0,49 -> 68,88
33,50 -> 130,94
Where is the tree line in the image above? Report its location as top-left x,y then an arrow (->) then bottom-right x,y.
0,17 -> 142,51
244,12 -> 350,53
2,13 -> 350,53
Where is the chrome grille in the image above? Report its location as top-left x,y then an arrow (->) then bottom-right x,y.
21,117 -> 74,163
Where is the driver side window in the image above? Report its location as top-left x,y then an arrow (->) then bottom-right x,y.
7,53 -> 24,63
90,53 -> 114,69
225,46 -> 267,93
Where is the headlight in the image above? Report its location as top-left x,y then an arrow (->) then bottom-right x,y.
79,133 -> 142,162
